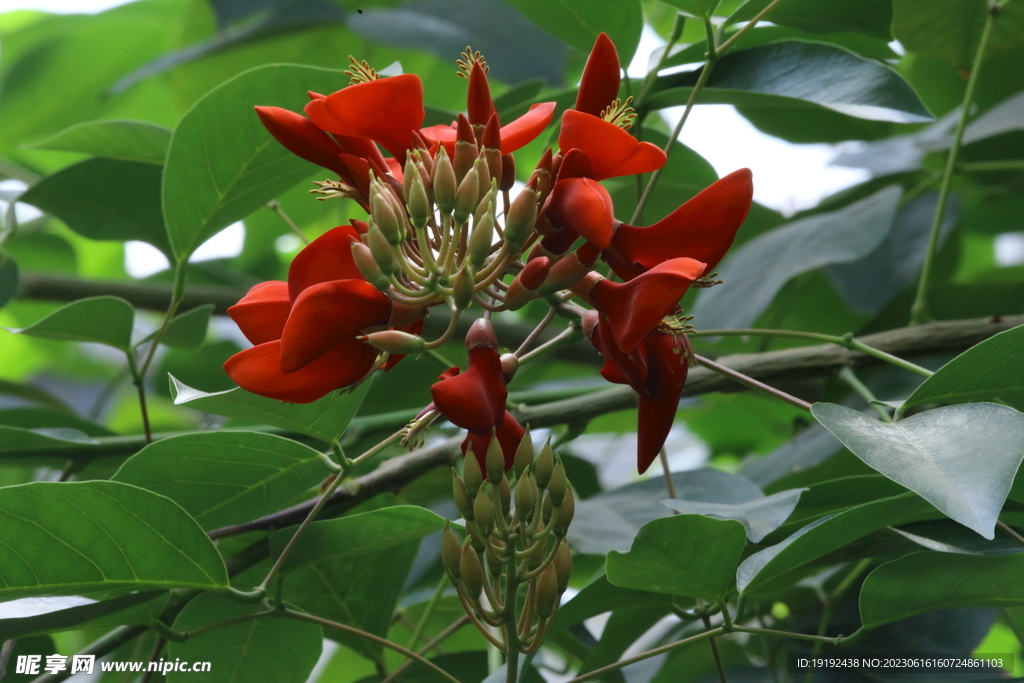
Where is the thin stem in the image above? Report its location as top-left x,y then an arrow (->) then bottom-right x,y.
911,6 -> 997,324
838,367 -> 892,422
125,350 -> 152,443
514,306 -> 559,357
659,447 -> 678,513
267,199 -> 308,244
702,614 -> 729,683
28,626 -> 149,683
565,627 -> 725,683
283,610 -> 463,683
382,616 -> 471,683
518,324 -> 581,364
717,0 -> 787,54
958,159 -> 1024,172
258,429 -> 405,591
732,625 -> 846,646
695,354 -> 812,412
408,574 -> 449,650
138,637 -> 166,683
998,520 -> 1024,547
139,262 -> 187,377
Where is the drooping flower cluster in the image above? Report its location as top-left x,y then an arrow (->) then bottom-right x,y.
225,36 -> 753,474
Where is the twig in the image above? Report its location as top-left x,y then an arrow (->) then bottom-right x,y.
695,354 -> 812,412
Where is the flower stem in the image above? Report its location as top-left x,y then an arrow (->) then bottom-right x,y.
910,5 -> 997,324
139,261 -> 187,377
382,615 -> 471,683
838,367 -> 892,422
514,305 -> 559,357
702,613 -> 729,683
267,199 -> 308,244
125,349 -> 152,443
564,627 -> 725,683
517,323 -> 582,364
695,354 -> 812,412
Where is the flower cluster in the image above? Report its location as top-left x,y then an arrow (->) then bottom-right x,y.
225,35 -> 753,473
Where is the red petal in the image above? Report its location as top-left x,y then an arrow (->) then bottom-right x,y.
331,133 -> 389,172
636,335 -> 689,473
279,279 -> 391,373
255,106 -> 352,179
543,177 -> 615,249
558,110 -> 665,180
224,339 -> 377,404
587,315 -> 646,388
555,148 -> 594,182
288,225 -> 365,302
462,411 -> 525,472
304,74 -> 425,162
591,257 -> 705,352
608,169 -> 754,280
227,281 -> 290,345
468,62 -> 497,127
430,346 -> 507,434
500,102 -> 556,155
576,33 -> 621,117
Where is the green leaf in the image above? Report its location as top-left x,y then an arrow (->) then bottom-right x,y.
20,158 -> 173,257
8,296 -> 135,350
729,0 -> 893,40
661,488 -> 806,543
811,402 -> 1024,539
860,551 -> 1024,629
890,520 -> 1024,556
112,431 -> 335,531
605,515 -> 747,599
550,575 -> 676,635
23,120 -> 172,164
693,186 -> 902,329
0,591 -> 167,640
503,0 -> 644,64
660,0 -> 720,20
904,325 -> 1024,411
0,253 -> 18,309
0,481 -> 228,599
269,506 -> 446,574
736,493 -> 935,594
140,304 -> 214,349
168,593 -> 322,683
893,0 -> 1024,70
647,42 -> 932,125
169,374 -> 371,444
162,64 -> 351,262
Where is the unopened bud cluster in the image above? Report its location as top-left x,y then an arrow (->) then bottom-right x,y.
443,432 -> 574,653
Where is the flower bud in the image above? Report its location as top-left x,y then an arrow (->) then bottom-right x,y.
484,148 -> 502,189
554,486 -> 574,537
498,476 -> 511,516
442,523 -> 463,578
500,353 -> 519,383
536,245 -> 599,297
371,183 -> 403,245
469,209 -> 495,270
402,157 -> 417,205
452,263 -> 475,310
453,165 -> 480,224
473,186 -> 497,229
453,471 -> 473,519
488,547 -> 504,576
407,175 -> 431,230
542,492 -> 553,523
500,153 -> 516,192
504,187 -> 538,253
548,456 -> 567,506
367,223 -> 398,275
515,472 -> 535,520
465,317 -> 498,350
473,486 -> 495,537
535,439 -> 555,489
473,157 -> 491,200
433,146 -> 457,215
463,448 -> 483,497
454,141 -> 477,185
535,565 -> 559,619
486,433 -> 505,485
553,540 -> 572,593
513,428 -> 533,478
362,330 -> 426,355
351,241 -> 390,290
459,545 -> 484,600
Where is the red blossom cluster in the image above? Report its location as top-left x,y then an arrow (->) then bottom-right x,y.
224,35 -> 753,473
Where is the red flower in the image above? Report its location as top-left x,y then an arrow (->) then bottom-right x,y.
540,177 -> 615,249
604,169 -> 754,281
224,226 -> 422,403
584,312 -> 690,474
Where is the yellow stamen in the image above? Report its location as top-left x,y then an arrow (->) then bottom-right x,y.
345,56 -> 379,85
600,97 -> 637,130
456,46 -> 489,78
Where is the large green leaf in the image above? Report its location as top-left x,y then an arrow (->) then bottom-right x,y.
268,506 -> 446,574
0,591 -> 167,640
8,296 -> 135,350
23,120 -> 172,165
550,575 -> 676,635
736,493 -> 935,595
170,374 -> 370,444
0,426 -> 97,455
893,0 -> 1024,70
20,158 -> 172,257
728,0 -> 893,40
811,402 -> 1024,539
661,488 -> 806,543
693,186 -> 901,329
860,551 -> 1024,629
169,593 -> 322,683
647,42 -> 932,124
661,0 -> 720,19
162,64 -> 350,261
142,304 -> 214,349
112,431 -> 336,531
0,481 -> 228,599
503,0 -> 643,64
605,515 -> 747,600
903,325 -> 1024,410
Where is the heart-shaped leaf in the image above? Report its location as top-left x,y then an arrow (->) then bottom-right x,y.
811,402 -> 1024,539
661,488 -> 807,543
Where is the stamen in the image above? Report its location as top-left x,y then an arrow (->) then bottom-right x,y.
656,310 -> 695,336
310,179 -> 361,201
456,46 -> 489,78
599,97 -> 637,129
692,272 -> 723,288
345,56 -> 379,85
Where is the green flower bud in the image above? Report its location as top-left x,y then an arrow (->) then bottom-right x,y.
504,187 -> 538,253
453,471 -> 473,520
371,183 -> 403,245
535,439 -> 555,489
473,486 -> 495,537
473,186 -> 497,228
350,241 -> 390,290
468,209 -> 494,270
553,540 -> 572,593
407,175 -> 431,230
548,457 -> 568,506
513,429 -> 534,479
473,157 -> 491,200
453,166 -> 480,224
514,472 -> 535,521
362,330 -> 425,355
433,146 -> 457,216
367,223 -> 398,275
459,545 -> 484,600
452,263 -> 475,310
535,565 -> 559,619
542,492 -> 553,523
528,536 -> 548,571
402,158 -> 417,205
498,476 -> 511,517
463,450 -> 483,497
485,432 -> 505,485
442,523 -> 463,578
554,486 -> 575,537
